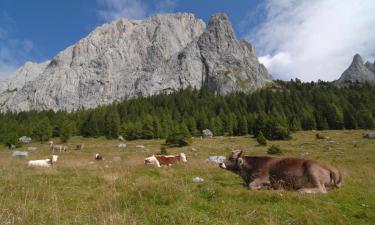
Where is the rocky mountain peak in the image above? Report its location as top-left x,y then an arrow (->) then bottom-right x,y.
0,13 -> 271,112
336,54 -> 375,84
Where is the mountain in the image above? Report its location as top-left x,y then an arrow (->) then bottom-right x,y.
0,13 -> 271,112
336,54 -> 375,84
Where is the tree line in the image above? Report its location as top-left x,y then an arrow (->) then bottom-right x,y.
1,80 -> 374,147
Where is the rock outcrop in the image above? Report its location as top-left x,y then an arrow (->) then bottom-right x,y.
336,54 -> 375,84
0,13 -> 271,112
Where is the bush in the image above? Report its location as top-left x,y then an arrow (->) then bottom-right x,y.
157,145 -> 168,155
166,132 -> 192,147
60,121 -> 74,143
256,131 -> 267,145
267,145 -> 283,155
315,133 -> 326,140
4,132 -> 21,148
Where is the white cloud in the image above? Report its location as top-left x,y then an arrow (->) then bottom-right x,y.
248,0 -> 375,81
97,0 -> 177,21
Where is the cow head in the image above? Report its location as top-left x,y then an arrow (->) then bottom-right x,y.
144,155 -> 161,167
51,155 -> 59,163
219,150 -> 243,172
179,153 -> 187,163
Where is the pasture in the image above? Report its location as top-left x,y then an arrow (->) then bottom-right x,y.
0,130 -> 374,225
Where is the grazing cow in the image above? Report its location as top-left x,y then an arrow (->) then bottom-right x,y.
219,150 -> 342,194
28,155 -> 58,167
95,153 -> 103,160
75,144 -> 85,150
49,141 -> 67,152
144,153 -> 187,167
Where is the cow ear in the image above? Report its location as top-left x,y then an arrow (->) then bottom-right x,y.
238,157 -> 244,166
232,150 -> 243,158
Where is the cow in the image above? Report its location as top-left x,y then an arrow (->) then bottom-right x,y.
144,153 -> 187,167
219,150 -> 342,194
49,141 -> 68,152
28,155 -> 58,167
95,153 -> 103,160
75,144 -> 85,150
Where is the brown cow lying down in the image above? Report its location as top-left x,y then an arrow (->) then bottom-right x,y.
144,153 -> 187,167
219,150 -> 342,194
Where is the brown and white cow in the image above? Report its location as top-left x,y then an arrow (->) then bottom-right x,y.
144,153 -> 187,167
219,150 -> 342,194
75,144 -> 85,150
49,141 -> 68,152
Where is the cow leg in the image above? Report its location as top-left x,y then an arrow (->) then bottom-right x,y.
299,168 -> 328,194
248,179 -> 270,190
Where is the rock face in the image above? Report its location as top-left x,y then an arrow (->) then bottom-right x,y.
0,13 -> 271,112
336,54 -> 375,84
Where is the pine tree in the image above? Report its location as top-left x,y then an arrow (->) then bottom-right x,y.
60,120 -> 74,143
82,113 -> 99,137
256,131 -> 267,145
237,116 -> 248,136
142,115 -> 154,139
33,117 -> 52,142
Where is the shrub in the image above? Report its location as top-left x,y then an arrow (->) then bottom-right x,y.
256,131 -> 267,145
315,133 -> 326,140
166,132 -> 192,147
157,145 -> 168,155
4,132 -> 21,148
267,145 -> 283,155
60,121 -> 74,143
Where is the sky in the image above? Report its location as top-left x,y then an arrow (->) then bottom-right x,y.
0,0 -> 374,81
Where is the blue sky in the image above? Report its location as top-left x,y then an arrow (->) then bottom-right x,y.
1,0 -> 374,81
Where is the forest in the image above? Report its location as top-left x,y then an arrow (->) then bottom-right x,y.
1,80 -> 374,147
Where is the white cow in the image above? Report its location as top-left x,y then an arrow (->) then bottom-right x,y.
28,155 -> 58,167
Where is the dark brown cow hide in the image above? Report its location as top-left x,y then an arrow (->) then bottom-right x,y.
220,150 -> 342,194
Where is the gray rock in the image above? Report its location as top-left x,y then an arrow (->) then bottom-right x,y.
336,54 -> 375,84
202,129 -> 213,137
0,13 -> 271,112
207,156 -> 226,164
19,136 -> 32,144
192,177 -> 204,183
113,156 -> 122,161
363,132 -> 375,139
12,151 -> 28,157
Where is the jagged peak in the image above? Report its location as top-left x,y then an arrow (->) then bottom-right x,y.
206,13 -> 235,37
352,53 -> 364,66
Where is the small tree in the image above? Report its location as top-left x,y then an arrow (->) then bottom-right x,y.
104,108 -> 121,139
33,117 -> 52,142
157,145 -> 168,155
166,124 -> 192,147
256,131 -> 267,145
4,131 -> 21,148
267,145 -> 282,155
60,121 -> 74,143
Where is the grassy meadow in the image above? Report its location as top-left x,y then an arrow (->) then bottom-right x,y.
0,130 -> 374,225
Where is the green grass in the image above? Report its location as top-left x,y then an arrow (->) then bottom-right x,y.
0,130 -> 375,224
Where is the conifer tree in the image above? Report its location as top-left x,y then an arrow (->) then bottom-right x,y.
60,120 -> 74,143
33,117 -> 52,142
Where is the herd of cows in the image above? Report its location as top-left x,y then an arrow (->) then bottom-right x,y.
21,138 -> 344,194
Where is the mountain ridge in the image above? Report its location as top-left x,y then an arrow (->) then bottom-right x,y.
0,13 -> 271,112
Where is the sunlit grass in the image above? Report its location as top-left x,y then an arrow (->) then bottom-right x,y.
0,130 -> 374,224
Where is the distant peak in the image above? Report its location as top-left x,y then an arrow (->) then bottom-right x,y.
352,54 -> 364,65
